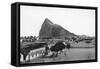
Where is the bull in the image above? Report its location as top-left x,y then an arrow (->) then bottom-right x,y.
48,41 -> 71,57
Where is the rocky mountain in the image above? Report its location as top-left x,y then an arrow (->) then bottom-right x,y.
39,18 -> 76,39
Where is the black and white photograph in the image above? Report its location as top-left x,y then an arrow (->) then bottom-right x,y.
18,3 -> 97,65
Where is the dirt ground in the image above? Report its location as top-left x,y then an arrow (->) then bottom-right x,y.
27,47 -> 95,63
20,39 -> 95,64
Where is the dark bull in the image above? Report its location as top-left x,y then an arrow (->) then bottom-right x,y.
49,41 -> 71,57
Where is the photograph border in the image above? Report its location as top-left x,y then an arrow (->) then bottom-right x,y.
11,2 -> 98,67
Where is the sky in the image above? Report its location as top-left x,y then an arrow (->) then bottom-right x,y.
20,5 -> 95,37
